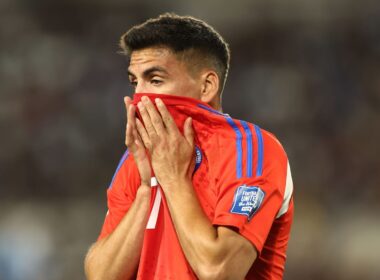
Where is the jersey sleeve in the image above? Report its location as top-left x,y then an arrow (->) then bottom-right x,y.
212,125 -> 290,254
98,149 -> 141,240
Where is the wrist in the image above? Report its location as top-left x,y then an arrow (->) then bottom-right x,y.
136,184 -> 151,199
161,177 -> 193,193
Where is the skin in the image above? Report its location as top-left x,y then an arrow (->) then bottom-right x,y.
84,103 -> 151,280
84,47 -> 257,280
127,47 -> 222,110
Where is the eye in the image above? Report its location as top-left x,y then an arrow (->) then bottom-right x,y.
151,78 -> 163,85
129,80 -> 137,87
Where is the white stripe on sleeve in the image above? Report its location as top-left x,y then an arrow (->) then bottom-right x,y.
276,161 -> 294,219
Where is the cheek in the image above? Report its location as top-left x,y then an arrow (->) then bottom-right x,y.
156,83 -> 177,95
136,82 -> 169,94
153,80 -> 186,96
178,79 -> 202,99
156,76 -> 201,98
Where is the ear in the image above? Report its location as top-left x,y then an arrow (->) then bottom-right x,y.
200,70 -> 220,105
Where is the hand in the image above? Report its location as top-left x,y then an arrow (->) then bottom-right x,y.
135,96 -> 195,189
124,96 -> 151,187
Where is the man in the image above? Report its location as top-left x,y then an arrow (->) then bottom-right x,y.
85,13 -> 294,280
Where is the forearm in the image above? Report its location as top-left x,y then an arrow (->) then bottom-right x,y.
163,179 -> 225,278
163,179 -> 255,280
85,186 -> 151,280
134,97 -> 255,278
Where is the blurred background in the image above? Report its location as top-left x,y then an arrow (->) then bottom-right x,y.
1,0 -> 380,279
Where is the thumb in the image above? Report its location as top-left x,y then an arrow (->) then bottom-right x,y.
184,117 -> 194,147
124,96 -> 131,113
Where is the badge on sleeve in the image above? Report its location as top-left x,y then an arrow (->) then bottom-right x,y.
230,185 -> 265,220
193,146 -> 202,174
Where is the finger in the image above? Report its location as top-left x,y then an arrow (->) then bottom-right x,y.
127,104 -> 136,124
125,100 -> 136,148
125,121 -> 134,148
124,96 -> 132,116
155,98 -> 179,134
132,124 -> 144,149
184,117 -> 194,147
126,105 -> 140,149
136,118 -> 152,151
138,101 -> 158,139
124,95 -> 136,130
127,104 -> 138,136
141,96 -> 166,135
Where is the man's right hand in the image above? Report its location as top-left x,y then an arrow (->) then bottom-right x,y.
84,100 -> 152,279
124,96 -> 151,188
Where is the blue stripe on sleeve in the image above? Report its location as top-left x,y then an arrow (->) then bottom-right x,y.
240,120 -> 253,177
254,125 -> 263,176
225,118 -> 243,179
108,149 -> 129,189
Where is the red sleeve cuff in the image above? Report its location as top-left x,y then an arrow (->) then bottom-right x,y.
212,215 -> 263,254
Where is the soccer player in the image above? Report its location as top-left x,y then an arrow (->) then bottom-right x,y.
85,13 -> 294,280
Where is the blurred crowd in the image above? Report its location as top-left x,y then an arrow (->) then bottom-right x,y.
1,0 -> 379,279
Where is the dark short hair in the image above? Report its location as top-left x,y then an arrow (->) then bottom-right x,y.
120,13 -> 230,93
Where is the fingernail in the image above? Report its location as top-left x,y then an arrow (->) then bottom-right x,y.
142,96 -> 149,104
155,98 -> 162,105
137,102 -> 143,109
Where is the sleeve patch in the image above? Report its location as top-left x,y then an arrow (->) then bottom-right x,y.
194,146 -> 203,173
230,185 -> 265,220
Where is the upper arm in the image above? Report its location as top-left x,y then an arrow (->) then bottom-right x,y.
212,125 -> 290,255
98,149 -> 140,240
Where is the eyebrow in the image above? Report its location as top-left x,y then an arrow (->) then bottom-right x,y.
127,66 -> 169,78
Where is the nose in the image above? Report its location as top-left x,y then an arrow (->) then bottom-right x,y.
135,81 -> 147,94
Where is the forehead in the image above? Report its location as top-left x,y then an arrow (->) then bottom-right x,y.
129,47 -> 181,70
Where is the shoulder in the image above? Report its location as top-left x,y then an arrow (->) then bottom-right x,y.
260,128 -> 287,158
236,119 -> 288,170
222,116 -> 286,156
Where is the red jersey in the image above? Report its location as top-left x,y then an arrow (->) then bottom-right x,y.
98,93 -> 294,279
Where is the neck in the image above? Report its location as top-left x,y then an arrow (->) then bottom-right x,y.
207,96 -> 222,112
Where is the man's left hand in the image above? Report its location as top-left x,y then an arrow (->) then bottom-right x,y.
135,96 -> 195,189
